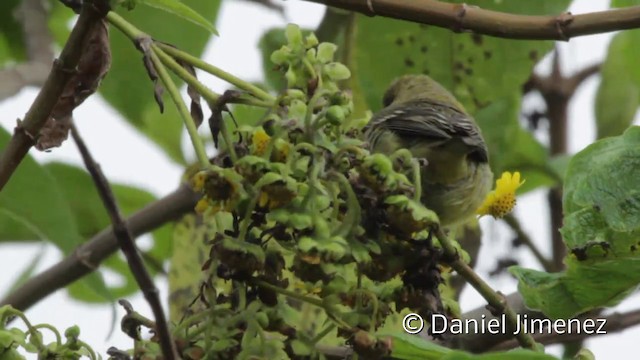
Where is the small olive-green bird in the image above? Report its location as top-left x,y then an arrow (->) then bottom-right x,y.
365,75 -> 493,226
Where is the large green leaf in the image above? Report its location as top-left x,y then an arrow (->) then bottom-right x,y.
511,126 -> 640,319
0,128 -> 112,302
43,162 -> 173,302
385,332 -> 556,360
138,0 -> 217,35
100,0 -> 222,164
475,95 -> 557,193
353,0 -> 571,113
594,30 -> 640,139
0,130 -> 82,252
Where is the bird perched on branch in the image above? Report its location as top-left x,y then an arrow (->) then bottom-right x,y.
365,75 -> 493,226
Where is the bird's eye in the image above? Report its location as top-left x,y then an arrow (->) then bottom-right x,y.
382,89 -> 395,107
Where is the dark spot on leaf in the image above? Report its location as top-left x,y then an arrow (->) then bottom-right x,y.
454,62 -> 464,71
483,50 -> 492,60
571,247 -> 587,261
471,33 -> 483,45
467,57 -> 474,64
631,245 -> 637,252
420,45 -> 428,53
457,43 -> 464,51
453,75 -> 461,83
465,68 -> 473,76
395,38 -> 404,46
422,68 -> 430,75
408,35 -> 416,43
529,50 -> 538,61
593,204 -> 601,212
404,58 -> 415,67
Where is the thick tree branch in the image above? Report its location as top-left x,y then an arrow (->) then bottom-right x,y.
0,185 -> 199,312
70,124 -> 177,359
0,0 -> 54,100
301,0 -> 640,40
0,0 -> 109,192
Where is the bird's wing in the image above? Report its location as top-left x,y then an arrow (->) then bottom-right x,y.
366,99 -> 488,162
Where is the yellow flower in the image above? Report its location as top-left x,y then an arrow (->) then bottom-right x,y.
476,171 -> 525,218
252,128 -> 271,156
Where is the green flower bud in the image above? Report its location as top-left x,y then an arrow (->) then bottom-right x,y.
285,89 -> 307,101
289,99 -> 307,119
323,62 -> 351,80
285,66 -> 297,87
326,105 -> 345,125
305,33 -> 319,48
306,48 -> 317,62
285,24 -> 303,49
270,47 -> 290,65
317,43 -> 337,64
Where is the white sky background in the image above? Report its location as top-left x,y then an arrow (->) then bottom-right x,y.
1,0 -> 639,358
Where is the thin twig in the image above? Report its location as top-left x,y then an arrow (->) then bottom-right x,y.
0,0 -> 109,192
503,214 -> 554,272
434,228 -> 538,350
70,124 -> 177,359
302,0 -> 640,41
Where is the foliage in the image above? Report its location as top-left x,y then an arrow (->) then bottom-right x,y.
0,305 -> 98,360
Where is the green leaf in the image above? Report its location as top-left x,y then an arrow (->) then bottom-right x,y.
384,332 -> 557,360
5,245 -> 46,294
594,30 -> 640,139
0,129 -> 82,252
137,0 -> 218,35
43,162 -> 172,302
0,128 -> 113,303
353,0 -> 571,114
475,95 -> 557,194
44,162 -> 158,237
100,0 -> 222,164
512,127 -> 640,319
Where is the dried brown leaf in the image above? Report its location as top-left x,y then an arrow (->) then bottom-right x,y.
136,37 -> 165,113
38,18 -> 111,151
159,42 -> 204,128
35,116 -> 72,151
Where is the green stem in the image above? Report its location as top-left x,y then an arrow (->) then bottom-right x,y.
106,12 -> 145,39
331,172 -> 361,238
149,48 -> 209,168
218,104 -> 239,163
310,324 -> 336,345
33,324 -> 61,345
77,341 -> 98,360
152,43 -> 220,104
156,43 -> 276,104
434,228 -> 538,350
